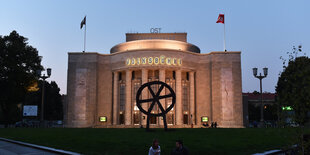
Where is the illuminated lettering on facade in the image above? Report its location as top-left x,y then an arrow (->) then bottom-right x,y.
126,55 -> 182,66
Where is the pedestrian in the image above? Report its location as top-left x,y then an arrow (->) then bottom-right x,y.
253,121 -> 258,128
211,122 -> 214,128
214,122 -> 217,128
171,139 -> 189,155
149,139 -> 161,155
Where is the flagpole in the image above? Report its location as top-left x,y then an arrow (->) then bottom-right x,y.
84,16 -> 86,53
224,19 -> 226,52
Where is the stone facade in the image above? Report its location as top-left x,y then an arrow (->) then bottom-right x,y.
66,33 -> 244,128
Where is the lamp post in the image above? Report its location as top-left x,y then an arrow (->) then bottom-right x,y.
36,68 -> 51,127
252,67 -> 268,123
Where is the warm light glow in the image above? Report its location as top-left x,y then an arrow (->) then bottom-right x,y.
110,39 -> 200,54
142,57 -> 147,64
201,116 -> 208,122
134,105 -> 139,111
131,58 -> 136,65
172,58 -> 177,65
99,116 -> 107,122
160,55 -> 165,64
126,58 -> 131,66
154,57 -> 159,65
137,58 -> 141,65
166,57 -> 171,65
148,57 -> 153,65
27,81 -> 39,92
125,55 -> 182,67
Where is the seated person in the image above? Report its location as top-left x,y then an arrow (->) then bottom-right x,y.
202,122 -> 209,127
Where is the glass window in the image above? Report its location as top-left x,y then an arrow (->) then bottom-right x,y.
182,82 -> 189,111
132,82 -> 141,125
119,83 -> 125,111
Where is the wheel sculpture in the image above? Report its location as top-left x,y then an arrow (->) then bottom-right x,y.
136,81 -> 176,131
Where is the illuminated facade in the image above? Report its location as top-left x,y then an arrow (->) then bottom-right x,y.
65,32 -> 244,128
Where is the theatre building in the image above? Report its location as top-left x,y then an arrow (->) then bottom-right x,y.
65,32 -> 244,128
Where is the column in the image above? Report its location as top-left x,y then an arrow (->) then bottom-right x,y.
141,69 -> 148,125
189,71 -> 195,125
125,70 -> 132,125
113,72 -> 119,125
159,69 -> 166,125
175,70 -> 182,125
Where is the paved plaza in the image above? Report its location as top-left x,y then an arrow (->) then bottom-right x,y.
0,140 -> 58,155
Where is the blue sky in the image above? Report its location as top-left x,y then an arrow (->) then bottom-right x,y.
1,0 -> 309,94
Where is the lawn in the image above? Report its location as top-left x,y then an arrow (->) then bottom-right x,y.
0,128 -> 305,155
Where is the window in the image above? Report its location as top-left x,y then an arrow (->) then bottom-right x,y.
132,82 -> 141,124
165,81 -> 175,110
132,71 -> 135,80
119,83 -> 125,111
133,82 -> 141,103
182,82 -> 189,111
166,80 -> 175,125
186,72 -> 189,80
119,73 -> 122,81
173,71 -> 175,79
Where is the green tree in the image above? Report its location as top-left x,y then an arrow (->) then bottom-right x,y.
276,46 -> 310,125
0,31 -> 43,126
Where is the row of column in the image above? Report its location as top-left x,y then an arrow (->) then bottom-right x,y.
113,69 -> 195,126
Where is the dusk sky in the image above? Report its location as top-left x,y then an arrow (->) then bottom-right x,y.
1,0 -> 309,94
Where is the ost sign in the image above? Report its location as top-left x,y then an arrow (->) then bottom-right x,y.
126,55 -> 182,66
150,28 -> 161,33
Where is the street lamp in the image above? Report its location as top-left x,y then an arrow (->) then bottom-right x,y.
252,67 -> 268,124
36,68 -> 52,127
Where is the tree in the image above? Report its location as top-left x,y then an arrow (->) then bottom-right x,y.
276,46 -> 310,125
0,31 -> 43,126
24,81 -> 63,120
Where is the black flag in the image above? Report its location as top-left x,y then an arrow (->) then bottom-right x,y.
80,16 -> 86,29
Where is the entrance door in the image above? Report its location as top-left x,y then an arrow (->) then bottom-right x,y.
133,112 -> 140,125
119,113 -> 124,124
150,115 -> 157,124
183,114 -> 188,124
167,113 -> 174,125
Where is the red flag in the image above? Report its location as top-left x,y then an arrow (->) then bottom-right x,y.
216,14 -> 224,24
